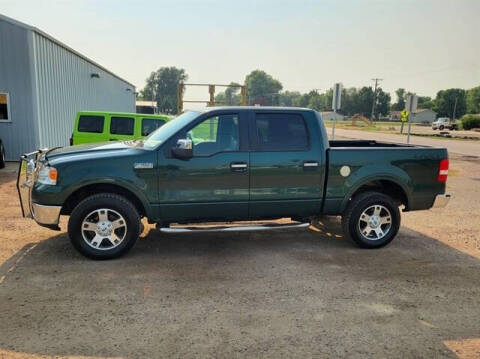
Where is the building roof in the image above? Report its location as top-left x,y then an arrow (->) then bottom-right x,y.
0,13 -> 135,88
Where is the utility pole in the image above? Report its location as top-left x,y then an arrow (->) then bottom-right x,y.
370,78 -> 383,121
452,97 -> 458,120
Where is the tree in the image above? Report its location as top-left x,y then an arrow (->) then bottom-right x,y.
356,87 -> 374,116
434,88 -> 467,119
466,86 -> 480,114
244,70 -> 283,105
418,96 -> 434,110
139,66 -> 188,114
375,88 -> 391,117
214,82 -> 242,106
391,88 -> 406,111
278,91 -> 302,107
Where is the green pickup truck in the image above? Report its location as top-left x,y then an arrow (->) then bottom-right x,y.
17,107 -> 450,259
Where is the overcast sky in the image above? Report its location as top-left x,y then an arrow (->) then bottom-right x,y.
2,0 -> 479,105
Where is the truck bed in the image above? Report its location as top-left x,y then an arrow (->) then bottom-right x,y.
329,140 -> 421,148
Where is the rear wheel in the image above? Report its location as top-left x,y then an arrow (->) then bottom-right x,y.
342,191 -> 401,248
68,193 -> 141,259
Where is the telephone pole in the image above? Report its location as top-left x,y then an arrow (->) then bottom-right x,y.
370,78 -> 383,121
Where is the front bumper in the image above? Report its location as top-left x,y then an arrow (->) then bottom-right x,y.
31,203 -> 61,226
16,150 -> 61,229
432,194 -> 451,208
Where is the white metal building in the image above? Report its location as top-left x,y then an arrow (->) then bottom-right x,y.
0,14 -> 136,160
320,111 -> 345,122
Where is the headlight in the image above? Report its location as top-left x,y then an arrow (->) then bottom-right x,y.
37,165 -> 58,185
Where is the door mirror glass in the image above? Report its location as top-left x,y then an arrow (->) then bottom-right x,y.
172,138 -> 193,159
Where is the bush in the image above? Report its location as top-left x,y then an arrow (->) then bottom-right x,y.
461,114 -> 480,130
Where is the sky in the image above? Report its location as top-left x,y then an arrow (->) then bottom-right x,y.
1,0 -> 479,107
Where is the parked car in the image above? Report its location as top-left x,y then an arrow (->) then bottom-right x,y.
71,111 -> 170,145
18,107 -> 450,259
432,117 -> 460,130
0,138 -> 5,169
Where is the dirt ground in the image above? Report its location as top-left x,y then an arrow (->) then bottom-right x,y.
0,154 -> 479,359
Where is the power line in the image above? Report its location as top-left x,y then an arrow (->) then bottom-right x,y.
371,78 -> 383,121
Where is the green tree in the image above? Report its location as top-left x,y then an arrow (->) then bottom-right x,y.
214,82 -> 242,105
245,70 -> 283,105
434,88 -> 467,118
375,88 -> 391,117
139,66 -> 188,114
357,87 -> 374,116
278,91 -> 302,107
391,88 -> 406,111
418,96 -> 434,110
466,86 -> 480,114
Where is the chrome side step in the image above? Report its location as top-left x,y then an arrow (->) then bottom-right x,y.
159,222 -> 310,233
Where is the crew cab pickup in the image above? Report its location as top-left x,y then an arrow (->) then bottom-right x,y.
17,107 -> 451,259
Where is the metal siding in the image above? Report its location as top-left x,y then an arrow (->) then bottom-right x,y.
32,32 -> 135,148
0,19 -> 39,160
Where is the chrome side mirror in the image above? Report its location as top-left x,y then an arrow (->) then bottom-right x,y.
171,138 -> 193,159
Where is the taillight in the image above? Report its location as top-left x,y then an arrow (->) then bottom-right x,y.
69,135 -> 73,146
437,159 -> 449,183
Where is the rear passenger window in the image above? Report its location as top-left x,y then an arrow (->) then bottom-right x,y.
255,113 -> 309,151
78,115 -> 104,133
142,118 -> 165,136
110,117 -> 134,135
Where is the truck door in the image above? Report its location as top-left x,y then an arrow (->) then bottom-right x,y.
248,111 -> 325,219
158,111 -> 249,222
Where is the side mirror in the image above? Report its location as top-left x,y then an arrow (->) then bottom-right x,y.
171,138 -> 193,159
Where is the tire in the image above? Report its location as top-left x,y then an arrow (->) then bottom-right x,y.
342,191 -> 401,249
439,125 -> 444,130
68,193 -> 141,259
0,142 -> 5,169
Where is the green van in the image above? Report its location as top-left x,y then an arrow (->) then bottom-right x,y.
71,111 -> 170,145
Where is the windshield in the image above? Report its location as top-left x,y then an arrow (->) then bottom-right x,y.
143,111 -> 201,149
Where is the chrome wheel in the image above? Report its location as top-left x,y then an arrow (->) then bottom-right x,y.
358,205 -> 392,241
81,208 -> 127,250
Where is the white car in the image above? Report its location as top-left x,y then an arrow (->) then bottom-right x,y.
432,117 -> 460,130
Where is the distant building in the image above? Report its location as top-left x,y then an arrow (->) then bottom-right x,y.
136,100 -> 158,114
320,111 -> 345,122
0,14 -> 136,160
390,109 -> 437,124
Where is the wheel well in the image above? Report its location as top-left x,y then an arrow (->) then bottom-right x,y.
61,183 -> 146,217
350,180 -> 409,209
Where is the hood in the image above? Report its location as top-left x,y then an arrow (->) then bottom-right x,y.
44,141 -> 145,163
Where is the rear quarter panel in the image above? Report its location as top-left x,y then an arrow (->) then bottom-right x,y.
324,147 -> 448,214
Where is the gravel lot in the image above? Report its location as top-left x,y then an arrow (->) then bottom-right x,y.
0,154 -> 479,359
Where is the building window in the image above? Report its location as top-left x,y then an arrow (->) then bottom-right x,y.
0,93 -> 11,122
78,115 -> 104,133
110,117 -> 134,135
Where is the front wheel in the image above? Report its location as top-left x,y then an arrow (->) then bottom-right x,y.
68,193 -> 141,259
342,191 -> 401,249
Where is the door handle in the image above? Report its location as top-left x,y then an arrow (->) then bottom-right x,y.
230,162 -> 248,172
303,161 -> 319,169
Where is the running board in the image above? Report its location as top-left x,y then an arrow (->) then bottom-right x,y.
159,222 -> 310,233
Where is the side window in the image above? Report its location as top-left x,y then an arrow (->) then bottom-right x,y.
110,117 -> 134,135
187,114 -> 239,156
0,93 -> 10,122
142,118 -> 165,136
78,115 -> 104,133
254,113 -> 308,151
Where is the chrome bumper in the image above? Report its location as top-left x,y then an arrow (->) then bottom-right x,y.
16,149 -> 61,228
432,194 -> 451,208
31,203 -> 61,225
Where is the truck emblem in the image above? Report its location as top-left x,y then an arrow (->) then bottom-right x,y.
134,162 -> 153,169
340,166 -> 351,177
